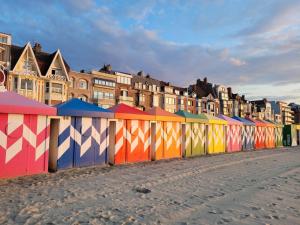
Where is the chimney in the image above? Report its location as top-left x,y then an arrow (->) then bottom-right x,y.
80,69 -> 85,73
242,95 -> 245,101
137,71 -> 144,76
33,43 -> 42,53
146,74 -> 151,78
196,79 -> 201,86
204,77 -> 208,84
227,87 -> 232,98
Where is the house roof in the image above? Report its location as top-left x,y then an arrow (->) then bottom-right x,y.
147,107 -> 185,122
218,114 -> 243,125
109,103 -> 154,120
55,98 -> 113,118
232,116 -> 255,126
132,74 -> 162,86
10,44 -> 70,75
175,110 -> 208,123
265,119 -> 283,127
0,90 -> 56,116
189,82 -> 218,99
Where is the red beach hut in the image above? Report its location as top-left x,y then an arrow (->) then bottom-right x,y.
246,117 -> 266,149
0,90 -> 56,179
108,104 -> 155,165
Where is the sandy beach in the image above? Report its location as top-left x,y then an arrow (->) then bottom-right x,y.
0,148 -> 299,225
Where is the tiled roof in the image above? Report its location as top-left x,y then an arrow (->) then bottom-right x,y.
189,83 -> 218,98
132,74 -> 163,86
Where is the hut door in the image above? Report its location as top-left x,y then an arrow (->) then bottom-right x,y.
49,118 -> 59,172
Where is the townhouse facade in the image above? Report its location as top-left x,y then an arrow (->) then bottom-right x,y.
6,40 -> 69,105
68,70 -> 92,102
115,71 -> 135,106
251,99 -> 273,121
0,32 -> 11,87
270,101 -> 294,125
189,78 -> 220,116
289,103 -> 300,124
214,84 -> 229,116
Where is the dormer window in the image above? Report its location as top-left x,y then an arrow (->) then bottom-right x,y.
52,69 -> 62,76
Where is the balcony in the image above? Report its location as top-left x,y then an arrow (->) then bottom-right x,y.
119,95 -> 133,102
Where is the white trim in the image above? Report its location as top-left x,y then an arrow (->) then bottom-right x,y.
45,49 -> 69,81
12,42 -> 42,76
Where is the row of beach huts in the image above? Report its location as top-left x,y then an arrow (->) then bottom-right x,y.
1,90 -> 300,179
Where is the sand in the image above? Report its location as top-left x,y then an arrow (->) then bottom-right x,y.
0,147 -> 299,225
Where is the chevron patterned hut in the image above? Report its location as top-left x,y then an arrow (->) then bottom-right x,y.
108,104 -> 155,165
266,119 -> 283,148
200,114 -> 227,154
0,90 -> 56,179
49,98 -> 113,171
232,116 -> 255,151
218,115 -> 243,153
246,117 -> 267,150
175,110 -> 208,157
146,107 -> 185,160
260,120 -> 276,149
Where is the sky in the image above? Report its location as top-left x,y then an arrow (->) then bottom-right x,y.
1,0 -> 300,103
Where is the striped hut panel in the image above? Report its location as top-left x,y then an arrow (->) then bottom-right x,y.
207,124 -> 214,154
226,125 -> 232,152
213,124 -> 225,154
126,119 -> 138,163
175,122 -> 181,158
0,114 -> 26,178
155,121 -> 164,160
96,118 -> 109,164
57,117 -> 73,169
185,123 -> 192,157
164,121 -> 175,159
142,120 -> 151,161
115,119 -> 126,164
192,123 -> 205,156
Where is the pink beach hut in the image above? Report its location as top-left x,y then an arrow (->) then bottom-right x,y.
218,114 -> 243,153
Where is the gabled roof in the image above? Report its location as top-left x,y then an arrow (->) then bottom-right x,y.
245,117 -> 266,126
11,43 -> 42,76
175,110 -> 207,123
147,107 -> 184,122
44,50 -> 70,81
232,116 -> 255,126
0,90 -> 56,115
132,74 -> 162,87
218,114 -> 243,125
55,98 -> 113,118
258,119 -> 275,127
109,103 -> 154,120
10,43 -> 70,76
199,113 -> 227,124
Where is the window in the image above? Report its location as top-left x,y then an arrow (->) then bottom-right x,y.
0,36 -> 7,44
14,77 -> 18,90
52,83 -> 62,94
94,78 -> 115,87
188,100 -> 193,106
93,91 -> 114,99
45,82 -> 50,93
52,69 -> 62,76
139,94 -> 145,102
70,77 -> 75,88
121,90 -> 128,97
178,99 -> 184,105
79,79 -> 88,89
79,95 -> 87,101
20,79 -> 33,90
166,97 -> 175,105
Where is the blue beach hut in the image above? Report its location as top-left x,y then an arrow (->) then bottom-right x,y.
49,99 -> 114,171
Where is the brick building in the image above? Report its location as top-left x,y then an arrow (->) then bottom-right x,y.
68,70 -> 92,102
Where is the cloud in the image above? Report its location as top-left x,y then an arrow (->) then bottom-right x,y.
0,0 -> 299,103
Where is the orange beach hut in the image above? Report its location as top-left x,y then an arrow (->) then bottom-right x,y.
146,107 -> 185,160
108,104 -> 155,165
246,117 -> 266,149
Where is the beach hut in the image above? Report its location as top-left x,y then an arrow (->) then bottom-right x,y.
283,124 -> 298,147
218,115 -> 243,153
266,120 -> 283,147
175,110 -> 208,157
49,99 -> 114,171
261,120 -> 276,149
109,104 -> 155,165
200,114 -> 227,154
246,117 -> 267,149
232,116 -> 255,151
0,90 -> 56,179
147,107 -> 184,160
